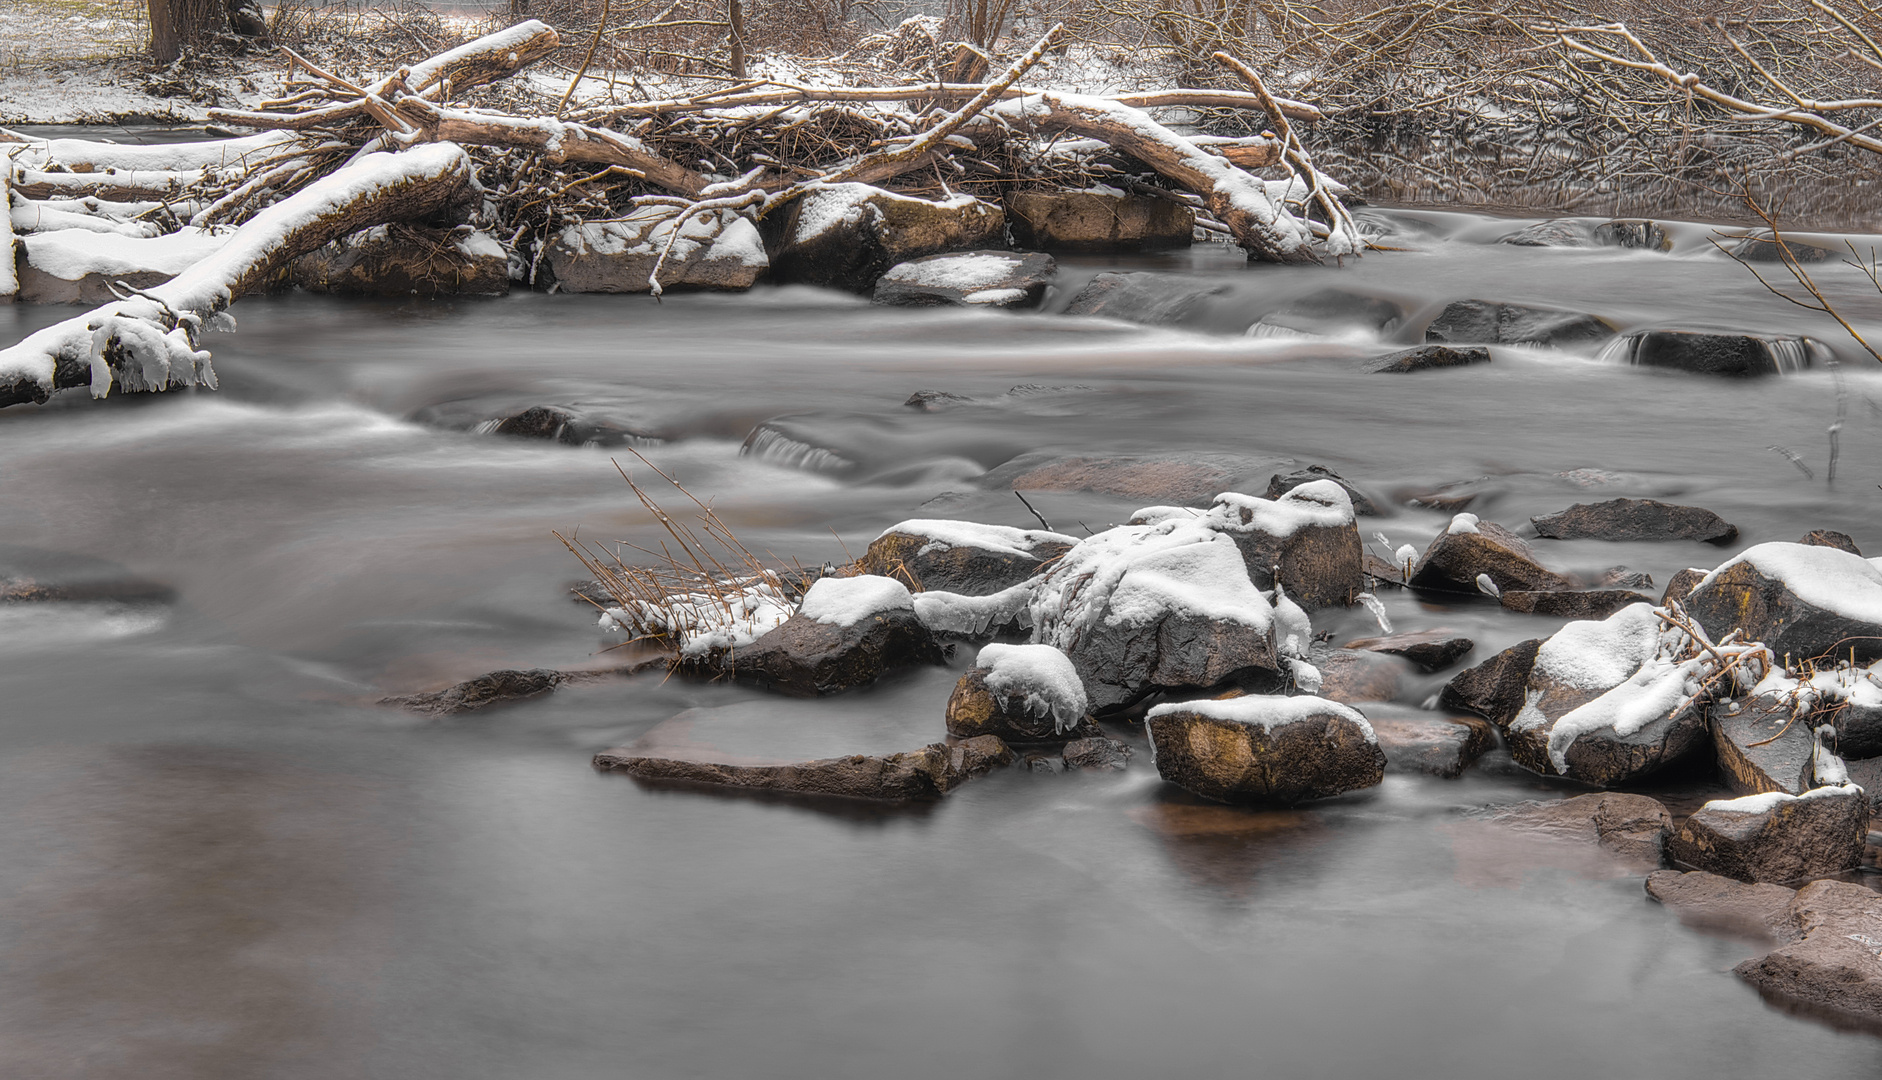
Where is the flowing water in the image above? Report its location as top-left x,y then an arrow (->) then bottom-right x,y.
4,208 -> 1882,1077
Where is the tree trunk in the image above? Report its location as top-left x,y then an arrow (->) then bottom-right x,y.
727,0 -> 747,78
148,0 -> 225,62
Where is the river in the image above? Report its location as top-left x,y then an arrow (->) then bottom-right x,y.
1,207 -> 1879,1077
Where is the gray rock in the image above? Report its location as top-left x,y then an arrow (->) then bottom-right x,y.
1801,529 -> 1861,555
1498,219 -> 1599,247
859,519 -> 1075,595
1666,785 -> 1870,883
293,226 -> 510,297
1062,736 -> 1133,770
1736,879 -> 1882,1026
1830,695 -> 1882,760
1021,752 -> 1062,774
1713,695 -> 1818,796
728,581 -> 945,697
944,734 -> 1016,782
1062,271 -> 1229,326
1318,648 -> 1407,706
1191,483 -> 1364,610
1499,589 -> 1656,620
1438,638 -> 1543,727
547,210 -> 766,292
1006,189 -> 1193,253
1492,791 -> 1674,864
1146,695 -> 1386,804
490,405 -> 658,448
1531,498 -> 1737,544
1733,234 -> 1834,263
384,668 -> 571,715
1341,629 -> 1474,672
770,183 -> 1002,292
1684,542 -> 1882,664
1646,869 -> 1800,941
596,742 -> 955,800
1254,289 -> 1404,336
872,250 -> 1055,307
1424,299 -> 1615,349
1266,465 -> 1380,515
1370,710 -> 1494,778
1364,344 -> 1491,373
1612,330 -> 1815,377
1594,219 -> 1673,251
1409,515 -> 1574,595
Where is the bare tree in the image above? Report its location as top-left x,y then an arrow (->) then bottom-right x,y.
148,0 -> 227,62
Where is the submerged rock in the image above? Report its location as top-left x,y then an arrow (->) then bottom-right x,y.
1492,792 -> 1674,864
945,643 -> 1091,742
1424,299 -> 1614,349
983,448 -> 1291,505
547,207 -> 766,292
1498,219 -> 1598,248
1499,589 -> 1655,620
1006,189 -> 1193,253
944,734 -> 1017,781
383,667 -> 576,715
1611,330 -> 1816,376
1736,880 -> 1882,1027
859,519 -> 1075,595
771,183 -> 1003,292
1666,785 -> 1870,883
1647,870 -> 1800,942
731,575 -> 943,696
1146,695 -> 1386,804
1061,272 -> 1229,325
1732,234 -> 1835,263
1507,603 -> 1708,785
1409,512 -> 1573,595
1530,498 -> 1737,544
294,225 -> 510,297
596,742 -> 955,800
1594,219 -> 1673,251
1265,465 -> 1379,516
1684,542 -> 1882,664
1342,629 -> 1474,672
1369,709 -> 1493,778
1363,344 -> 1490,373
1062,736 -> 1133,770
1251,289 -> 1403,337
872,250 -> 1054,307
1439,637 -> 1544,726
1317,649 -> 1407,705
489,404 -> 659,447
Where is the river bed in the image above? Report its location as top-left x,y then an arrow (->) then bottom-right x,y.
2,208 -> 1880,1077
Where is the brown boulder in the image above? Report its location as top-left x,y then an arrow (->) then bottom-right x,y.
1265,465 -> 1379,516
1683,542 -> 1882,664
1342,629 -> 1474,673
1492,791 -> 1674,864
942,734 -> 1016,784
1146,695 -> 1386,804
1369,709 -> 1494,778
1530,498 -> 1737,544
1713,695 -> 1819,795
1666,785 -> 1870,883
1499,589 -> 1655,620
1646,870 -> 1800,942
1007,189 -> 1193,253
1409,513 -> 1573,595
1801,529 -> 1861,555
1659,568 -> 1709,607
1438,638 -> 1543,727
1062,736 -> 1133,770
1735,880 -> 1882,1027
859,519 -> 1075,594
596,743 -> 953,800
1318,649 -> 1407,705
1157,481 -> 1363,609
944,643 -> 1091,743
730,576 -> 943,696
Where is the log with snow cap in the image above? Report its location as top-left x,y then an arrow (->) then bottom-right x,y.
1146,694 -> 1385,804
1131,479 -> 1363,609
1030,520 -> 1281,711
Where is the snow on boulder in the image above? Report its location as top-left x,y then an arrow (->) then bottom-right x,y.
293,225 -> 508,297
546,206 -> 766,293
1264,464 -> 1379,516
1666,785 -> 1870,884
771,183 -> 1003,293
1735,879 -> 1882,1024
1145,694 -> 1385,804
726,574 -> 942,696
872,250 -> 1055,308
1030,521 -> 1279,711
17,226 -> 229,304
1134,479 -> 1362,609
1006,189 -> 1193,253
945,642 -> 1092,742
1684,542 -> 1882,665
1805,658 -> 1882,759
860,519 -> 1077,595
1408,512 -> 1574,596
1506,603 -> 1712,785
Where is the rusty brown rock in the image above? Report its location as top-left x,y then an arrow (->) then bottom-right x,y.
1409,516 -> 1573,595
1660,567 -> 1709,607
1530,498 -> 1737,544
1492,791 -> 1674,864
595,743 -> 953,801
1369,710 -> 1494,778
1666,786 -> 1870,883
859,521 -> 1075,595
1646,870 -> 1800,942
945,667 -> 1091,743
1683,543 -> 1882,664
1735,879 -> 1882,1027
1438,638 -> 1543,727
1342,629 -> 1473,673
1146,696 -> 1386,804
1007,190 -> 1193,253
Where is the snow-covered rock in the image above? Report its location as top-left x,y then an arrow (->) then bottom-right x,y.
872,250 -> 1054,307
546,206 -> 766,293
17,226 -> 228,304
293,225 -> 508,297
1409,513 -> 1574,596
1666,785 -> 1870,883
1031,521 -> 1279,710
1264,464 -> 1378,516
1712,691 -> 1822,796
1145,694 -> 1385,804
1134,479 -> 1362,609
725,575 -> 942,696
945,642 -> 1092,742
1006,189 -> 1193,253
1685,542 -> 1882,665
771,183 -> 1003,292
860,518 -> 1076,595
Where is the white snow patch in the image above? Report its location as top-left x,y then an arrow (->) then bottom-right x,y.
912,582 -> 1035,637
880,252 -> 1024,292
797,574 -> 913,627
1698,542 -> 1882,627
1447,512 -> 1481,535
975,642 -> 1088,731
1147,694 -> 1376,743
1202,479 -> 1356,539
878,519 -> 1078,560
790,182 -> 988,245
1525,603 -> 1663,690
22,226 -> 228,281
1702,784 -> 1859,815
1033,521 -> 1272,646
602,578 -> 794,657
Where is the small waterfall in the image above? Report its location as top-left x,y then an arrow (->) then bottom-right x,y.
1601,329 -> 1818,375
739,425 -> 855,474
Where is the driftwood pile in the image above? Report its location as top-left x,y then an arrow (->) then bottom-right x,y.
0,19 -> 1362,408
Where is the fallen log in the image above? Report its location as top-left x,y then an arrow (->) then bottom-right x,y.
0,163 -> 14,301
11,131 -> 299,174
0,143 -> 472,407
574,84 -> 1324,123
394,100 -> 712,197
11,167 -> 206,202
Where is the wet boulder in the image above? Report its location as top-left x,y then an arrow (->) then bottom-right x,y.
1492,792 -> 1674,864
1424,299 -> 1614,349
1732,233 -> 1834,263
872,250 -> 1055,307
945,643 -> 1091,743
1135,480 -> 1363,609
1666,785 -> 1870,883
1824,666 -> 1882,758
943,734 -> 1016,783
986,448 -> 1291,505
1683,542 -> 1882,664
1646,870 -> 1801,942
1266,465 -> 1379,516
1801,529 -> 1860,555
1146,695 -> 1386,804
1030,521 -> 1280,711
1611,329 -> 1816,376
770,183 -> 1003,292
1735,880 -> 1882,1025
1507,603 -> 1709,785
1317,649 -> 1407,706
859,519 -> 1075,594
548,207 -> 767,292
1408,513 -> 1574,595
293,225 -> 509,297
1500,589 -> 1655,620
1713,694 -> 1820,796
1062,736 -> 1133,770
1594,219 -> 1673,251
1530,498 -> 1738,544
1660,567 -> 1708,607
382,667 -> 572,715
1368,708 -> 1494,778
1006,189 -> 1192,253
732,575 -> 944,696
1498,219 -> 1599,248
1061,272 -> 1227,326
1363,344 -> 1490,373
596,741 -> 955,800
1342,629 -> 1473,673
1249,289 -> 1403,338
489,405 -> 658,448
1438,637 -> 1543,726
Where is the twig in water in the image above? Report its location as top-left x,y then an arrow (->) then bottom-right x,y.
1767,444 -> 1815,479
1015,491 -> 1053,532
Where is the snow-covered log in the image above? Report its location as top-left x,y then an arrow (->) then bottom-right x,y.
11,166 -> 205,202
394,100 -> 711,197
0,143 -> 472,407
0,163 -> 15,301
10,131 -> 298,174
575,84 -> 1323,124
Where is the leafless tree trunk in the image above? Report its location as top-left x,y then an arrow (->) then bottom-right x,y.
148,0 -> 225,62
727,0 -> 747,78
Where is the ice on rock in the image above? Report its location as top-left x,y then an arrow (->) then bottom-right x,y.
975,642 -> 1088,732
